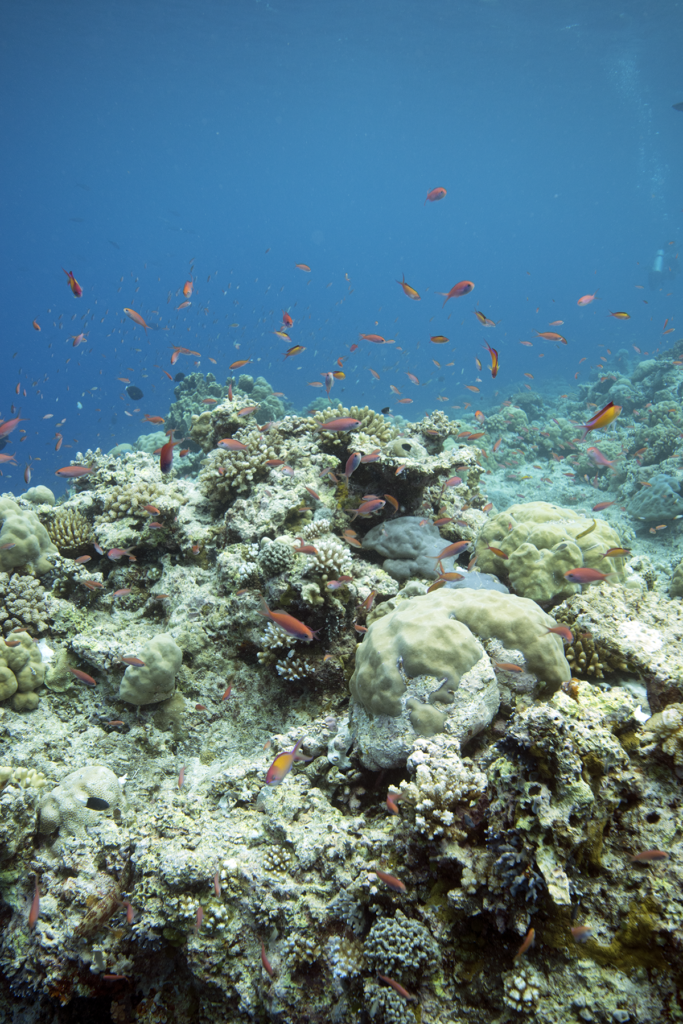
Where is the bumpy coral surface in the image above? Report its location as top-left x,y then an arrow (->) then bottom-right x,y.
475,501 -> 626,603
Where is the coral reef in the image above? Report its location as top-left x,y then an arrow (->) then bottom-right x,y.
2,374 -> 683,1024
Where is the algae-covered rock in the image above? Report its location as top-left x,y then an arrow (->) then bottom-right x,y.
475,501 -> 625,603
118,633 -> 183,705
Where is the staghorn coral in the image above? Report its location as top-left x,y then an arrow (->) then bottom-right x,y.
0,572 -> 50,636
45,507 -> 94,557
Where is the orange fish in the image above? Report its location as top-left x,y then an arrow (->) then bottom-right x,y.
159,436 -> 177,474
123,308 -> 149,333
260,598 -> 318,641
282,311 -> 293,327
441,280 -> 475,306
514,927 -> 535,961
577,292 -> 598,306
294,263 -> 311,272
431,335 -> 449,344
183,279 -> 194,298
548,320 -> 564,325
369,368 -> 380,380
32,319 -> 41,331
62,268 -> 82,297
535,331 -> 566,343
484,341 -> 499,378
28,882 -> 40,930
360,334 -> 385,344
375,870 -> 406,893
176,300 -> 191,309
424,186 -> 447,204
405,372 -> 419,384
464,385 -> 480,392
396,274 -> 420,300
230,359 -> 252,369
142,414 -> 165,424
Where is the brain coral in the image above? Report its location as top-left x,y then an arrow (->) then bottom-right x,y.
475,501 -> 625,603
0,497 -> 57,575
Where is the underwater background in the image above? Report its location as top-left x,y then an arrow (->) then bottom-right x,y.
2,1 -> 683,1022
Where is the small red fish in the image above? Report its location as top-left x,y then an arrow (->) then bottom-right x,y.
28,881 -> 40,929
261,941 -> 275,977
442,280 -> 475,307
63,268 -> 83,297
424,186 -> 447,204
74,555 -> 91,564
495,662 -> 523,672
55,465 -> 93,478
68,667 -> 97,686
183,279 -> 194,298
113,589 -> 132,597
487,545 -> 508,559
564,567 -> 610,585
217,438 -> 249,451
592,500 -> 615,511
570,925 -> 593,944
32,319 -> 41,331
121,656 -> 145,666
514,927 -> 535,961
260,599 -> 318,641
546,625 -> 573,642
178,765 -> 185,788
374,870 -> 406,893
630,849 -> 669,863
377,974 -> 418,1004
386,792 -> 402,814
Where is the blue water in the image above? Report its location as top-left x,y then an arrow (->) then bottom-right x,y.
2,0 -> 682,493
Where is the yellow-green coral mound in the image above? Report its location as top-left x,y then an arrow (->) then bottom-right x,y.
0,498 -> 57,576
0,632 -> 45,711
475,501 -> 625,603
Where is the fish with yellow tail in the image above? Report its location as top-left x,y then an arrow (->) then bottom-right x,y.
265,738 -> 311,785
577,400 -> 622,442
